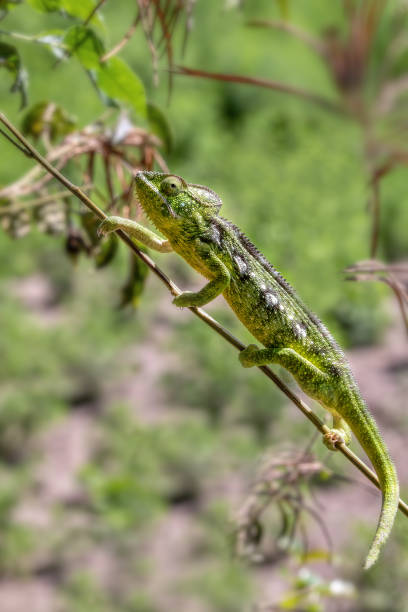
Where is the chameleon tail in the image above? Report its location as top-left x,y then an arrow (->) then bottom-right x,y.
363,453 -> 399,569
355,410 -> 399,569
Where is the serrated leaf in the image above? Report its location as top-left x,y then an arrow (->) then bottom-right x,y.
147,102 -> 173,153
22,101 -> 76,141
27,0 -> 61,11
0,42 -> 27,108
64,25 -> 104,69
96,57 -> 146,118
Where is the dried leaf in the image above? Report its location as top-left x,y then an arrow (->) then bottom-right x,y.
22,101 -> 76,142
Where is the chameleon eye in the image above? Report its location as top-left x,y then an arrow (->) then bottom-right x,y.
160,176 -> 183,196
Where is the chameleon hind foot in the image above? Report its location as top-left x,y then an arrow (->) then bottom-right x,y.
323,414 -> 352,451
323,429 -> 345,451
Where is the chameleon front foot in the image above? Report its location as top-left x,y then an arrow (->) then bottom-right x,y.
239,344 -> 261,368
323,429 -> 347,451
97,217 -> 121,237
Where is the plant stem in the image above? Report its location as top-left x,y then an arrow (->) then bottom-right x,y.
0,111 -> 406,518
173,66 -> 346,116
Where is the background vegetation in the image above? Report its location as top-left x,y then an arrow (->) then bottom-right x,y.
0,0 -> 407,610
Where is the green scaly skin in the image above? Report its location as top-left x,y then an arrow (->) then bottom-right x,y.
98,171 -> 399,569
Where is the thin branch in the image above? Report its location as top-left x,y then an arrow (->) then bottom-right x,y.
345,260 -> 408,336
247,19 -> 325,57
0,184 -> 93,217
100,13 -> 140,62
0,111 -> 407,519
0,127 -> 32,157
0,28 -> 66,50
173,66 -> 346,116
83,0 -> 108,26
370,178 -> 380,258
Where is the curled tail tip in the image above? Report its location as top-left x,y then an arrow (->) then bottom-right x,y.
363,547 -> 379,570
363,483 -> 399,570
363,531 -> 387,569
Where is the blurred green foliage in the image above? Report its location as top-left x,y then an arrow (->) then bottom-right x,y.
0,0 -> 407,611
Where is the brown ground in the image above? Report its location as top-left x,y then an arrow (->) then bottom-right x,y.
2,276 -> 407,611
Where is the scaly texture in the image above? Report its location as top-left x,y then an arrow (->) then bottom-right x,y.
98,171 -> 399,568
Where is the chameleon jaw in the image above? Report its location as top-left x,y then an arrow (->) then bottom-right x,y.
135,171 -> 178,218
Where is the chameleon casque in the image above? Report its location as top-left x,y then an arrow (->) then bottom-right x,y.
99,170 -> 399,569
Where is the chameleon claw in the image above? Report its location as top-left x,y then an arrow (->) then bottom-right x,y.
239,344 -> 260,368
323,429 -> 345,451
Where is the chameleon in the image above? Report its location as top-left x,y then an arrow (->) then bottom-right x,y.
98,170 -> 399,569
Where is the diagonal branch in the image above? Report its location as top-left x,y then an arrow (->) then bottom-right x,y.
0,111 -> 406,519
173,66 -> 346,116
83,0 -> 108,26
100,12 -> 140,63
247,19 -> 325,57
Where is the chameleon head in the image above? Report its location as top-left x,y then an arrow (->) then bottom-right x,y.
134,171 -> 222,235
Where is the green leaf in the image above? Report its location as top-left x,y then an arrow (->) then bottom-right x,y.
96,57 -> 147,118
120,255 -> 149,308
63,25 -> 104,69
0,43 -> 27,108
95,234 -> 118,269
0,0 -> 21,17
21,101 -> 76,141
27,0 -> 61,11
28,0 -> 103,26
276,0 -> 289,18
0,42 -> 19,75
147,102 -> 173,153
61,0 -> 100,21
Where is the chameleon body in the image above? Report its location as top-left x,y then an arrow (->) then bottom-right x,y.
99,171 -> 399,568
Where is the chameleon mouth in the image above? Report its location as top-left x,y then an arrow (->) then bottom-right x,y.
135,171 -> 177,218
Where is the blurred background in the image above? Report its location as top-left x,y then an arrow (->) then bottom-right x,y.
0,0 -> 408,610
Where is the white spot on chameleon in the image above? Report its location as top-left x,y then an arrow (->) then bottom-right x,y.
294,323 -> 307,338
265,292 -> 278,307
233,255 -> 247,275
211,225 -> 221,245
279,304 -> 285,312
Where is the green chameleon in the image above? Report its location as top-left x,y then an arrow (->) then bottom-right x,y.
98,171 -> 399,569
